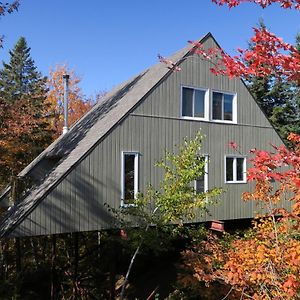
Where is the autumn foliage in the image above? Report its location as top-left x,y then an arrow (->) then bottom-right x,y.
0,1 -> 19,16
46,65 -> 94,137
178,2 -> 300,298
190,27 -> 300,85
181,133 -> 300,299
0,96 -> 51,184
183,1 -> 300,85
212,0 -> 300,9
160,2 -> 300,86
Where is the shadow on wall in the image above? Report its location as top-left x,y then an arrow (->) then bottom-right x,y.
12,168 -> 121,236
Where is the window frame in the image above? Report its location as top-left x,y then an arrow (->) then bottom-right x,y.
121,151 -> 139,207
224,155 -> 247,184
180,85 -> 209,121
211,90 -> 237,124
194,155 -> 209,193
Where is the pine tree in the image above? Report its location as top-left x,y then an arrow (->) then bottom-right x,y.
0,37 -> 47,103
246,20 -> 274,117
247,22 -> 300,143
268,34 -> 300,141
0,37 -> 53,188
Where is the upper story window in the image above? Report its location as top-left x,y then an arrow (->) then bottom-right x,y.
181,86 -> 209,120
181,87 -> 237,123
212,91 -> 237,123
121,152 -> 139,206
225,156 -> 246,183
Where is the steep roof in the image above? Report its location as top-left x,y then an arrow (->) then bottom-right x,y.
0,33 -> 211,237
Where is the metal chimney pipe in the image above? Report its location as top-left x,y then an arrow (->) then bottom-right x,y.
62,74 -> 70,135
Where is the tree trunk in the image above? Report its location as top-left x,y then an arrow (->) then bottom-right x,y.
120,207 -> 158,300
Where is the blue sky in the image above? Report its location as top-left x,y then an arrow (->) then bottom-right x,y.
0,1 -> 299,98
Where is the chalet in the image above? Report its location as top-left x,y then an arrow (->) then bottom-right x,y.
0,33 -> 283,237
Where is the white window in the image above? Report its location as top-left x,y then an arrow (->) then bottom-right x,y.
195,155 -> 208,193
181,86 -> 209,120
121,152 -> 139,206
225,156 -> 246,183
212,91 -> 237,123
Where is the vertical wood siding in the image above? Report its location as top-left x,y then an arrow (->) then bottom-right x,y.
13,36 -> 284,236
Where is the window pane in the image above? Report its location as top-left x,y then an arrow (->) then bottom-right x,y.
224,94 -> 233,121
226,157 -> 234,182
124,154 -> 135,201
213,92 -> 222,120
194,90 -> 205,118
195,174 -> 205,193
236,158 -> 244,181
182,87 -> 193,117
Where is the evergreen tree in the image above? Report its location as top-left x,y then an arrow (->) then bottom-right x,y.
246,20 -> 274,117
268,34 -> 300,141
0,37 -> 52,188
0,37 -> 47,103
247,22 -> 300,143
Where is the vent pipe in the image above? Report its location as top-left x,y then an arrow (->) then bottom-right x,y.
62,74 -> 69,135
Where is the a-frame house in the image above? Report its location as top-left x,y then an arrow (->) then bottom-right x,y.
0,33 -> 283,237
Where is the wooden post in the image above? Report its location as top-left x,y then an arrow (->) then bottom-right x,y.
15,237 -> 21,273
74,232 -> 79,300
50,235 -> 56,300
97,231 -> 101,258
109,240 -> 116,300
30,237 -> 39,267
0,240 -> 4,278
2,240 -> 8,280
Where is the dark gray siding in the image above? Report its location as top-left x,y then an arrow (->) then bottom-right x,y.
12,36 -> 283,236
135,37 -> 269,127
